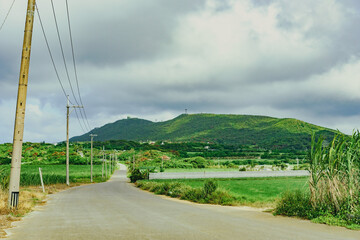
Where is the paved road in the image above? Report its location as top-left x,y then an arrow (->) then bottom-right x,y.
149,170 -> 310,180
6,170 -> 360,240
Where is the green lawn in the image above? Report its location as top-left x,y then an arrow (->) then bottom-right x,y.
150,177 -> 309,205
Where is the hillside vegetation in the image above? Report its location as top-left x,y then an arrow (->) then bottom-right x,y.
71,114 -> 337,150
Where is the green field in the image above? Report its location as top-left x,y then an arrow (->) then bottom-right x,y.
1,164 -> 112,186
149,177 -> 309,205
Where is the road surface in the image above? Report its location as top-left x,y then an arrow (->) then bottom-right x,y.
6,169 -> 360,240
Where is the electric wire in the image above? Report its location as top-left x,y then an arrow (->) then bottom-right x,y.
0,0 -> 16,33
50,0 -> 91,132
65,0 -> 92,131
35,4 -> 69,101
36,3 -> 87,134
50,0 -> 80,106
74,108 -> 86,133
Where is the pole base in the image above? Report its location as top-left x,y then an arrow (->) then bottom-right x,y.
9,191 -> 19,209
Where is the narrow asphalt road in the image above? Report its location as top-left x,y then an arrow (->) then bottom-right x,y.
6,169 -> 360,240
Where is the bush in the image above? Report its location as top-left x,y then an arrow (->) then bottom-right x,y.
0,166 -> 10,190
129,168 -> 148,183
207,189 -> 236,205
183,157 -> 209,168
183,188 -> 206,202
274,190 -> 312,218
204,180 -> 218,197
136,180 -> 236,206
0,157 -> 11,165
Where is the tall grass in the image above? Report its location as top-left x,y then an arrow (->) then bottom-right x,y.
275,132 -> 360,228
309,132 -> 360,214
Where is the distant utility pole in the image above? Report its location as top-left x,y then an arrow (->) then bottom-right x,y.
113,150 -> 117,171
110,153 -> 113,174
133,155 -> 135,170
90,134 -> 97,182
102,146 -> 104,179
66,96 -> 83,186
8,0 -> 36,208
105,152 -> 108,179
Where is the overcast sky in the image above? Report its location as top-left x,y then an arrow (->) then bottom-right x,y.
0,0 -> 360,143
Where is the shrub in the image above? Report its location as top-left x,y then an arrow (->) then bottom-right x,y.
183,157 -> 209,168
129,168 -> 148,183
0,166 -> 10,190
274,190 -> 312,218
182,188 -> 205,202
204,180 -> 218,197
207,189 -> 236,205
0,157 -> 11,165
136,180 -> 236,206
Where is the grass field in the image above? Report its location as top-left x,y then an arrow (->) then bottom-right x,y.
1,164 -> 112,186
149,177 -> 309,206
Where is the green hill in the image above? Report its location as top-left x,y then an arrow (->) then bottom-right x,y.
70,113 -> 337,149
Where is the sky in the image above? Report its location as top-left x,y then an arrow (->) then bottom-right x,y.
1,0 -> 360,143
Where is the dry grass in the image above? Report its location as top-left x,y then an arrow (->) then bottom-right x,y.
0,183 -> 83,238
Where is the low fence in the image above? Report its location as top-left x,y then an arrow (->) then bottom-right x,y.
149,170 -> 310,180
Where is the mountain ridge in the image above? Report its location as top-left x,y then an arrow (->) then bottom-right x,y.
70,113 -> 337,149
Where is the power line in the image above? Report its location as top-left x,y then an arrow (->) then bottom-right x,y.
36,3 -> 88,134
74,108 -> 86,133
50,0 -> 79,106
50,0 -> 91,132
65,0 -> 92,131
35,4 -> 68,101
0,0 -> 16,33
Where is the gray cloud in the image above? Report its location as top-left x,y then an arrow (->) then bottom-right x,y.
1,0 -> 360,143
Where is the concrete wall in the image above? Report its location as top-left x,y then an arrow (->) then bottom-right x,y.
149,170 -> 310,180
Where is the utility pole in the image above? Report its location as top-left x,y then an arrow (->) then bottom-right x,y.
110,153 -> 113,174
102,146 -> 104,179
8,0 -> 36,208
89,134 -> 97,182
133,154 -> 135,170
114,150 -> 117,168
66,96 -> 83,186
105,152 -> 108,179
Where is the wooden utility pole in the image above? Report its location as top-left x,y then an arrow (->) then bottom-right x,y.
89,134 -> 97,182
8,0 -> 36,208
66,96 -> 82,186
114,150 -> 118,170
110,153 -> 112,174
102,146 -> 104,179
105,153 -> 108,179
